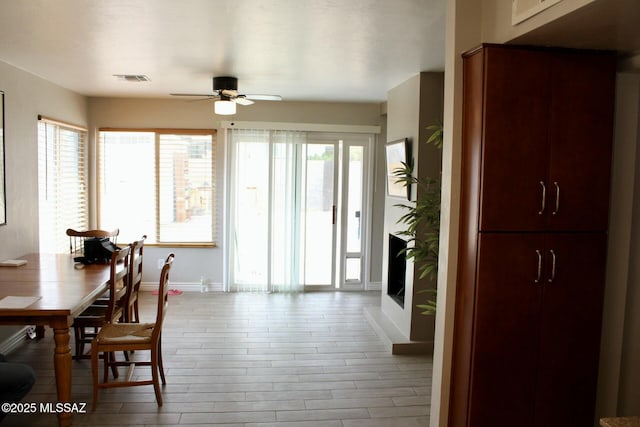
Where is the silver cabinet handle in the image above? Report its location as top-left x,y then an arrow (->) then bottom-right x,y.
538,181 -> 546,215
534,250 -> 542,284
552,182 -> 560,215
548,249 -> 556,283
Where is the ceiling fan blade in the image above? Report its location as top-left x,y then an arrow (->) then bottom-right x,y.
245,94 -> 282,101
234,97 -> 254,106
170,94 -> 220,103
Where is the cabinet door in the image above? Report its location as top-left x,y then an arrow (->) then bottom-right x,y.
534,233 -> 607,427
478,47 -> 550,232
547,52 -> 615,231
468,233 -> 544,426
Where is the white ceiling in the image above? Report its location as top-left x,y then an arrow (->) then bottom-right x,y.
0,0 -> 446,103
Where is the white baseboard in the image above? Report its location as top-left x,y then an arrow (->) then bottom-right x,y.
367,281 -> 382,291
140,281 -> 224,293
140,281 -> 379,292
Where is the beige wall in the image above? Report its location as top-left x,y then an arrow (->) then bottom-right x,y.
611,73 -> 640,415
0,60 -> 87,345
430,0 -> 483,424
88,97 -> 382,129
0,61 -> 87,260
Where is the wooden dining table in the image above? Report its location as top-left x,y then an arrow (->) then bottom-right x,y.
0,253 -> 112,427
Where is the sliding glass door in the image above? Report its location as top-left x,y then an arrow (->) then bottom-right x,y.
228,129 -> 371,292
299,143 -> 337,287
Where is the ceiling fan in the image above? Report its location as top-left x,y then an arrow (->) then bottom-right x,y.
170,76 -> 282,115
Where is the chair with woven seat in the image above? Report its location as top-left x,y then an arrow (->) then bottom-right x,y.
125,235 -> 147,323
91,253 -> 175,410
72,246 -> 131,360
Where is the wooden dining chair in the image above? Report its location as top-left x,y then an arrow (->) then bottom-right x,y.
66,228 -> 119,259
72,246 -> 131,360
125,235 -> 147,323
91,254 -> 175,410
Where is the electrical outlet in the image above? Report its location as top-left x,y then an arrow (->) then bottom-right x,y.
26,326 -> 37,339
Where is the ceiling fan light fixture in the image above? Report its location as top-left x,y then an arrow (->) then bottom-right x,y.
214,99 -> 236,115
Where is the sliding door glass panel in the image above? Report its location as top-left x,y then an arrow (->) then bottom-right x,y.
233,141 -> 269,290
342,144 -> 365,285
346,146 -> 363,253
302,143 -> 335,286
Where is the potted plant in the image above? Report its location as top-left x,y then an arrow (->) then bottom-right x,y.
392,124 -> 442,315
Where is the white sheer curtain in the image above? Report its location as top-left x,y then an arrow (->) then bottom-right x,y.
229,129 -> 306,292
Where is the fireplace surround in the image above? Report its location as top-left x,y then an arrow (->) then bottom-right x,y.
387,234 -> 407,308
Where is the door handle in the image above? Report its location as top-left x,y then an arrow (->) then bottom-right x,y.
534,250 -> 543,284
538,181 -> 546,215
548,249 -> 557,283
332,205 -> 337,225
552,182 -> 560,215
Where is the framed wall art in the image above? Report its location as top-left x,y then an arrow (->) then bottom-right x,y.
0,91 -> 5,225
385,138 -> 410,199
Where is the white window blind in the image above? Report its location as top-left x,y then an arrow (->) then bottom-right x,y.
98,129 -> 216,245
37,116 -> 88,253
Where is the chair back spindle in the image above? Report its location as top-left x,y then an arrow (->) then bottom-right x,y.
66,228 -> 119,258
126,235 -> 147,322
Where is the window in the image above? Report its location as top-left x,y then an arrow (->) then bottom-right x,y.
38,116 -> 88,253
98,129 -> 216,245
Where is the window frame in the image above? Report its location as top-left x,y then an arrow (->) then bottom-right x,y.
97,128 -> 217,247
37,115 -> 89,253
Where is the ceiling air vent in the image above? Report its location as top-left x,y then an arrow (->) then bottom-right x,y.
113,74 -> 151,82
512,0 -> 562,25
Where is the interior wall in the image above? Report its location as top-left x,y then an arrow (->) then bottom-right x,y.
0,59 -> 88,343
412,73 -> 444,340
87,97 -> 383,287
383,74 -> 421,337
382,72 -> 443,342
430,0 -> 483,424
594,71 -> 640,419
615,72 -> 640,415
370,105 -> 388,286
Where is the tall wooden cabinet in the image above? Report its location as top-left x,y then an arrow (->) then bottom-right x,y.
450,44 -> 616,427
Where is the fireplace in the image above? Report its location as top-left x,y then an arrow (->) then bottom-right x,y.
387,234 -> 407,308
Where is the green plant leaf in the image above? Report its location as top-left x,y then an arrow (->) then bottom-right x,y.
426,123 -> 443,148
392,123 -> 443,315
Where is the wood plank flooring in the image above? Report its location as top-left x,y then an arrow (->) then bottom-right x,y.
2,291 -> 432,426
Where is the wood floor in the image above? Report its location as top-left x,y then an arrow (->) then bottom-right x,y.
2,291 -> 432,426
